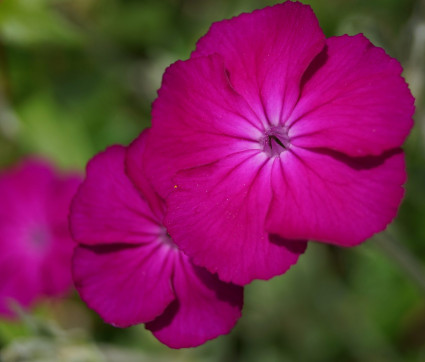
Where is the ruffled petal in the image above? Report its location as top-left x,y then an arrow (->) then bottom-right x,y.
144,55 -> 262,198
146,254 -> 243,348
289,35 -> 414,156
266,148 -> 406,246
70,146 -> 161,245
73,243 -> 176,327
165,151 -> 306,285
193,1 -> 325,124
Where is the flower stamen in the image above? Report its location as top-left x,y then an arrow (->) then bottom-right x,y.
261,126 -> 290,157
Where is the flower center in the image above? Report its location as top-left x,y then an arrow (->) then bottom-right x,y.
159,228 -> 178,249
261,126 -> 290,157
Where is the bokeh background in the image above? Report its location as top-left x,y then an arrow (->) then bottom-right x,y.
0,0 -> 424,361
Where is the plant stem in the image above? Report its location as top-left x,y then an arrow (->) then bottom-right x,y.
374,232 -> 425,293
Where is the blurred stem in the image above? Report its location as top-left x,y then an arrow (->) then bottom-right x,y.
375,232 -> 425,293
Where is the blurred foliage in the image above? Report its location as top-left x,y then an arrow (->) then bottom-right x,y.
0,0 -> 424,361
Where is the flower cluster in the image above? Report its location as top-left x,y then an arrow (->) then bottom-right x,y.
0,159 -> 81,317
70,1 -> 414,348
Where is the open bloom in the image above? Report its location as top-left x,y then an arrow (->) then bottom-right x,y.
142,1 -> 415,285
70,133 -> 243,348
0,159 -> 81,316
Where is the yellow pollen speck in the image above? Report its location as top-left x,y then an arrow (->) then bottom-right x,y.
174,185 -> 178,189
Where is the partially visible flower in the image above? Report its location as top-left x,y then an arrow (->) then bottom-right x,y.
0,158 -> 81,317
143,1 -> 415,285
69,132 -> 243,349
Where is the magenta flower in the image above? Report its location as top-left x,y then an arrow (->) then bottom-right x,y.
0,159 -> 81,317
142,2 -> 415,285
69,133 -> 243,348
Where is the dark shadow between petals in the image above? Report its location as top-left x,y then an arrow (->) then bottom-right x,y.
79,243 -> 141,255
300,45 -> 329,91
193,265 -> 244,307
308,147 -> 403,170
146,299 -> 180,332
268,233 -> 308,254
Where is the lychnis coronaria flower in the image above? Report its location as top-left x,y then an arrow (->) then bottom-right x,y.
143,1 -> 415,285
69,132 -> 243,348
0,158 -> 81,317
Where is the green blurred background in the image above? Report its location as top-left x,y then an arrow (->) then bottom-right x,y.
0,0 -> 424,361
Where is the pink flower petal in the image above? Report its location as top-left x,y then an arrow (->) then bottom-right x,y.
289,34 -> 414,156
146,254 -> 243,348
266,148 -> 406,246
144,54 -> 262,198
164,152 -> 306,285
193,1 -> 325,125
70,146 -> 161,245
126,129 -> 164,219
73,243 -> 176,327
